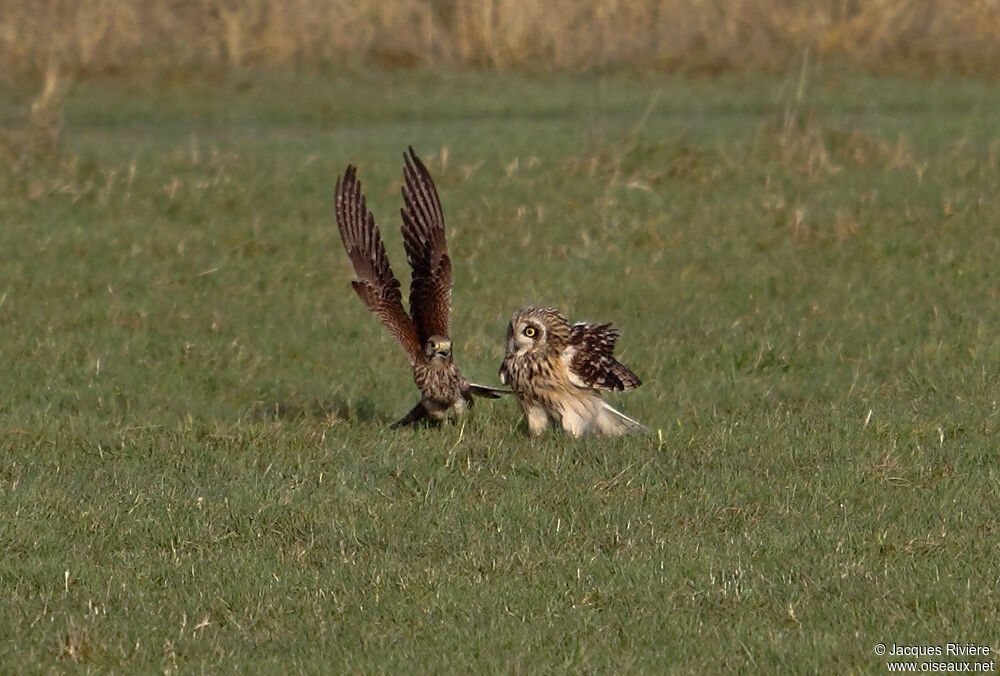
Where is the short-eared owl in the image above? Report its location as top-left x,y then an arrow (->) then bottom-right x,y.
334,147 -> 506,427
499,306 -> 645,437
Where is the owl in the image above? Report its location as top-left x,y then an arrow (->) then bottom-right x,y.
499,306 -> 645,437
334,147 -> 507,427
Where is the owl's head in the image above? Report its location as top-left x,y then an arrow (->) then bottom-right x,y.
425,335 -> 453,362
505,306 -> 569,357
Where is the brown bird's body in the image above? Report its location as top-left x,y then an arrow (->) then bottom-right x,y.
410,355 -> 469,421
334,148 -> 506,427
499,306 -> 645,437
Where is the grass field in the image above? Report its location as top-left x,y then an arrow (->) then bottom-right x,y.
2,69 -> 999,671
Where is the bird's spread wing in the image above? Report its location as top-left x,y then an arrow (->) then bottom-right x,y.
335,165 -> 422,365
565,322 -> 642,391
400,147 -> 452,343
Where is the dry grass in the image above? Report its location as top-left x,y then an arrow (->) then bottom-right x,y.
2,0 -> 999,80
0,57 -> 69,183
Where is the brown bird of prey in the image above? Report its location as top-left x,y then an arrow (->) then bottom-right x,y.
334,147 -> 506,427
500,305 -> 645,437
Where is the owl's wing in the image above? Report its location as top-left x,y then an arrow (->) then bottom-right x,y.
566,322 -> 642,391
400,147 -> 452,343
335,165 -> 423,365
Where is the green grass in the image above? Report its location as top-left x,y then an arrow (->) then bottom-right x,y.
2,69 -> 999,672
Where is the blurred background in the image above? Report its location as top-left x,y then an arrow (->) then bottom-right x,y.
3,0 -> 999,78
3,0 -> 997,197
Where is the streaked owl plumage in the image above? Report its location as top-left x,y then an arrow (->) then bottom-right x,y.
499,306 -> 645,437
334,147 -> 506,427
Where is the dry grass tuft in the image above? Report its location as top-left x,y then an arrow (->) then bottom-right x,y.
758,109 -> 915,180
57,617 -> 92,663
1,0 -> 999,79
0,56 -> 72,185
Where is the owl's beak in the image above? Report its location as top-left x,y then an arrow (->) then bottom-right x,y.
508,334 -> 529,355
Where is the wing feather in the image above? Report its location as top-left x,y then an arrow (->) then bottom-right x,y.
400,147 -> 452,342
566,322 -> 642,391
335,165 -> 422,365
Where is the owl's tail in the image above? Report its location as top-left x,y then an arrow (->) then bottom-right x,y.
596,400 -> 647,435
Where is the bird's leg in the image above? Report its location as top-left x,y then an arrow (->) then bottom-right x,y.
524,404 -> 550,436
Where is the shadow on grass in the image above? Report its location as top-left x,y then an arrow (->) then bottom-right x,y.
246,395 -> 386,424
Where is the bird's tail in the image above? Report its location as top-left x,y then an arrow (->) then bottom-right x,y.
596,399 -> 647,435
467,383 -> 512,399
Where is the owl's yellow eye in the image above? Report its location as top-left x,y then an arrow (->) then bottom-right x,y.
523,326 -> 536,338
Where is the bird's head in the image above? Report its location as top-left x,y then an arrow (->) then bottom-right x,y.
506,311 -> 548,357
425,335 -> 453,362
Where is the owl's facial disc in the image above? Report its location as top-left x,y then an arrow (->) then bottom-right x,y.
426,335 -> 452,360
